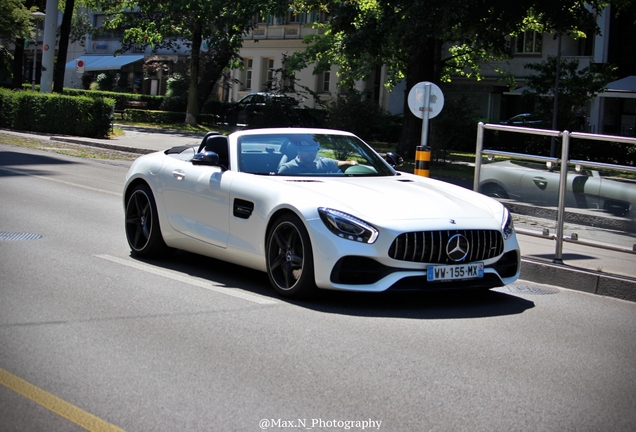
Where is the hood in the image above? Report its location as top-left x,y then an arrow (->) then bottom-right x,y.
278,174 -> 501,223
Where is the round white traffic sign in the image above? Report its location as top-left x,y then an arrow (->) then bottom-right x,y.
408,81 -> 444,119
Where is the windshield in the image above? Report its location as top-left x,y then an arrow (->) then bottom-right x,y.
237,133 -> 397,177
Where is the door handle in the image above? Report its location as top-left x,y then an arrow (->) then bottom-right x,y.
532,176 -> 548,190
172,169 -> 185,180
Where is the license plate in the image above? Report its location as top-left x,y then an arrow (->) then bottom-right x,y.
427,262 -> 484,282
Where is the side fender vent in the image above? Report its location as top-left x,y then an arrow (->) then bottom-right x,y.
233,199 -> 254,219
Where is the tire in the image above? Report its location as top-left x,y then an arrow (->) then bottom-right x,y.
125,183 -> 171,258
480,183 -> 509,199
266,213 -> 317,298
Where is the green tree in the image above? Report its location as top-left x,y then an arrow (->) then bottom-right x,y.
52,1 -> 95,94
99,0 -> 288,125
1,0 -> 39,87
523,57 -> 616,131
288,0 -> 612,157
53,0 -> 76,94
0,0 -> 32,41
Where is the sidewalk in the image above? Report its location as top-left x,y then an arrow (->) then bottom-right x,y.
2,125 -> 635,301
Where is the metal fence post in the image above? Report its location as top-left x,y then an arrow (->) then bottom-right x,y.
554,130 -> 570,264
473,122 -> 484,192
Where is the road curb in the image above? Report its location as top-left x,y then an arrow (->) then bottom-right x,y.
521,258 -> 636,302
50,137 -> 154,155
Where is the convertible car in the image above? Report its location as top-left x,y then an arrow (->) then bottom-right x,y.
124,128 -> 520,298
479,160 -> 636,219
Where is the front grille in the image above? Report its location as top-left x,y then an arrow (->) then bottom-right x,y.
388,230 -> 503,264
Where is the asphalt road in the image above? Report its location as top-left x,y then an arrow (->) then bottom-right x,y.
1,144 -> 636,431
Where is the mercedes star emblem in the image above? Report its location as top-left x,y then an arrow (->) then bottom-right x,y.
446,234 -> 469,262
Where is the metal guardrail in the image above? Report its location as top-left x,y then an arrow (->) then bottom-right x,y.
473,122 -> 636,263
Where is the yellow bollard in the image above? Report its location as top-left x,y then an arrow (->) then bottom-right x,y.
415,146 -> 431,177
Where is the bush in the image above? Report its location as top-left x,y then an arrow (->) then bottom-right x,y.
165,73 -> 188,98
93,73 -> 114,91
429,96 -> 480,161
0,88 -> 113,138
159,96 -> 187,113
322,89 -> 402,142
123,108 -> 218,125
201,99 -> 232,117
56,87 -> 164,111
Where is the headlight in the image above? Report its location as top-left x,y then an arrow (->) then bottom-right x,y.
502,207 -> 514,240
318,207 -> 378,244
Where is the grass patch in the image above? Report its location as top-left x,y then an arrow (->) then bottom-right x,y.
114,120 -> 232,135
0,133 -> 139,161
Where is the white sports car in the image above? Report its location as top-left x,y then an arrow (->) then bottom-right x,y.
124,128 -> 520,298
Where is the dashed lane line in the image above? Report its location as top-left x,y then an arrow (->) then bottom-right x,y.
96,254 -> 277,305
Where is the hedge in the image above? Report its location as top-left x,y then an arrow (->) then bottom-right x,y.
1,88 -> 114,138
123,108 -> 219,124
22,85 -> 165,111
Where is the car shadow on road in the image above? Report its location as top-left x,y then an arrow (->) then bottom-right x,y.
136,251 -> 535,320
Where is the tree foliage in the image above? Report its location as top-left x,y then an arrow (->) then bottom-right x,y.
98,0 -> 288,125
0,0 -> 34,41
523,57 -> 616,131
7,0 -> 45,89
288,0 -> 612,157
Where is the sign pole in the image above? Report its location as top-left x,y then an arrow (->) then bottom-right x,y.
421,83 -> 431,147
408,81 -> 444,178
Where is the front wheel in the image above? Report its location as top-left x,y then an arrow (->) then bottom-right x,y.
480,183 -> 510,199
125,183 -> 171,258
266,214 -> 317,298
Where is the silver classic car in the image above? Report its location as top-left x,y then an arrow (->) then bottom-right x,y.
479,160 -> 636,219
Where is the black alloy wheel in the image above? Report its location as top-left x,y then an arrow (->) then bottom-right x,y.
266,213 -> 317,298
125,183 -> 171,257
481,183 -> 510,199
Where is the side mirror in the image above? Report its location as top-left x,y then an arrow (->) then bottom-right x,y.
384,152 -> 404,168
192,151 -> 222,168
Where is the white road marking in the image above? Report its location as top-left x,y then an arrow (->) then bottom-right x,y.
96,254 -> 277,305
0,166 -> 120,196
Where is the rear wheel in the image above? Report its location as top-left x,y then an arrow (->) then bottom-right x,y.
125,183 -> 171,258
266,214 -> 317,298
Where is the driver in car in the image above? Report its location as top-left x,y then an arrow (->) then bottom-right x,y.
278,141 -> 358,174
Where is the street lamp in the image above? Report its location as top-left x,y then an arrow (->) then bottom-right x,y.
31,11 -> 46,91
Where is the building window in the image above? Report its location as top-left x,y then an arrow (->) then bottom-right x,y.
287,11 -> 301,24
93,13 -> 124,39
577,30 -> 594,56
319,11 -> 331,23
243,58 -> 253,90
263,58 -> 275,89
515,31 -> 542,54
320,70 -> 331,93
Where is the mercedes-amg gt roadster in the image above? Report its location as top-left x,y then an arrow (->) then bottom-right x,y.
124,128 -> 520,298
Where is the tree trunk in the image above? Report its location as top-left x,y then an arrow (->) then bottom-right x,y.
185,19 -> 202,126
12,39 -> 25,89
53,0 -> 74,93
396,38 -> 443,159
197,48 -> 233,109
